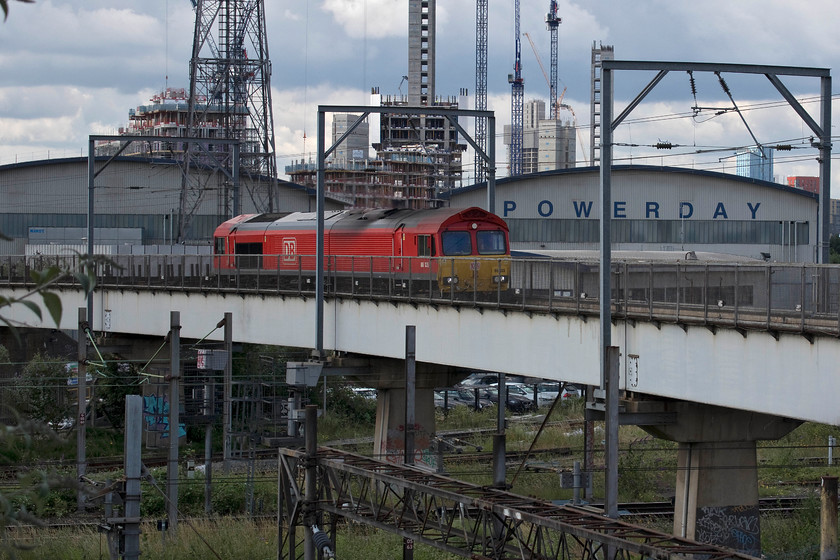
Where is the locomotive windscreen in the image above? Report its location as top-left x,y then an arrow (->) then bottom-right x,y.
476,231 -> 506,254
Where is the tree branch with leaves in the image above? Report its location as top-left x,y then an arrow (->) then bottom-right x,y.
1,0 -> 34,21
0,250 -> 97,342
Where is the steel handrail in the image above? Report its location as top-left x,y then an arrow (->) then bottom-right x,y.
5,254 -> 840,338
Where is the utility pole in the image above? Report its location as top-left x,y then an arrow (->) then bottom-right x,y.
474,0 -> 488,183
167,311 -> 181,534
493,372 -> 507,489
404,325 -> 416,560
76,308 -> 87,513
304,405 -> 318,560
123,395 -> 143,560
204,376 -> 213,515
822,476 -> 838,560
222,312 -> 233,470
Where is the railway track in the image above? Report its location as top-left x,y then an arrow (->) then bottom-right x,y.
617,496 -> 807,518
9,497 -> 809,532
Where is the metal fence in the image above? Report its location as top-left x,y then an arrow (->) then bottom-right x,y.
3,253 -> 840,337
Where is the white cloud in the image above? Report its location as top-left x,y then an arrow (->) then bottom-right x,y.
321,0 -> 406,39
0,0 -> 836,187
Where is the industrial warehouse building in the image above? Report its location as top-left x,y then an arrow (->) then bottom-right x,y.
0,157 -> 342,255
0,158 -> 822,263
449,165 -> 820,263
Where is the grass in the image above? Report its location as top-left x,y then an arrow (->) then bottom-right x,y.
3,390 -> 840,558
4,519 -> 463,560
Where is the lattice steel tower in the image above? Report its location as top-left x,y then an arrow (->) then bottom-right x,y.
180,0 -> 277,241
474,0 -> 488,184
508,0 -> 524,176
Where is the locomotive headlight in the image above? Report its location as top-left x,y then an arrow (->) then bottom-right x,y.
492,275 -> 508,283
443,276 -> 459,285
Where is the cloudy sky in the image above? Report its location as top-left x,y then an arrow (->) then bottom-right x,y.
0,0 -> 837,185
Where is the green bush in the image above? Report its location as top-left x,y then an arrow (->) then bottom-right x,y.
323,385 -> 377,425
211,479 -> 247,515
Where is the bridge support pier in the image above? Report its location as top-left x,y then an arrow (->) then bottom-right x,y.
374,387 -> 436,468
639,401 -> 801,556
349,361 -> 462,471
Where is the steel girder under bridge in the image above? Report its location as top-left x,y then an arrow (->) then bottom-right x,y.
278,447 -> 755,560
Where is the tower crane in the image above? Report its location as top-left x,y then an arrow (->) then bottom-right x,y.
522,32 -> 589,166
508,0 -> 524,176
474,0 -> 488,183
546,1 -> 561,120
523,32 -> 565,115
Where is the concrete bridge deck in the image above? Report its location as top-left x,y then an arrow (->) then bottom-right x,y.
3,253 -> 839,426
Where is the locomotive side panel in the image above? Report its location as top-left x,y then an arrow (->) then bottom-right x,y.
212,207 -> 512,293
330,229 -> 397,274
264,225 -> 319,272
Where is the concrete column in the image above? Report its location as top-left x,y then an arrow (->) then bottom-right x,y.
357,360 -> 462,470
641,401 -> 800,557
674,441 -> 759,554
374,388 -> 436,469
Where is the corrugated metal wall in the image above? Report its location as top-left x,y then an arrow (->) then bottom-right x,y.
451,167 -> 819,262
0,158 -> 325,251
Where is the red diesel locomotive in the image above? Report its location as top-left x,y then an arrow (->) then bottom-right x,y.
213,206 -> 511,293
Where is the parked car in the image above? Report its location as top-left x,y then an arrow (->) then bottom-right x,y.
533,382 -> 560,407
459,373 -> 502,388
435,388 -> 492,411
481,383 -> 537,413
460,373 -> 526,388
351,387 -> 377,400
561,384 -> 583,399
529,382 -> 583,406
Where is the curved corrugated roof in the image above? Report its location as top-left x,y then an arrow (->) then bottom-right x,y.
448,164 -> 819,201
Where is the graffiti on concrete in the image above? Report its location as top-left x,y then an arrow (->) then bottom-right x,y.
383,423 -> 436,470
143,392 -> 186,439
695,504 -> 760,556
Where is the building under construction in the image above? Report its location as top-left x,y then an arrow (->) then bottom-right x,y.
287,0 -> 467,209
285,149 -> 439,209
504,99 -> 576,173
96,88 -> 233,159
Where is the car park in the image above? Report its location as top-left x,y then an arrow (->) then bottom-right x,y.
435,388 -> 492,411
481,383 -> 537,413
516,381 -> 584,407
460,373 -> 527,388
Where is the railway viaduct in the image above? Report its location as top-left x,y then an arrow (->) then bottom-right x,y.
4,267 -> 839,556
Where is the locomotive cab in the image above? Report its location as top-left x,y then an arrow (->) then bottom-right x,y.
436,220 -> 510,293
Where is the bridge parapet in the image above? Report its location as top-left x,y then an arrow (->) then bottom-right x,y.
4,253 -> 840,339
